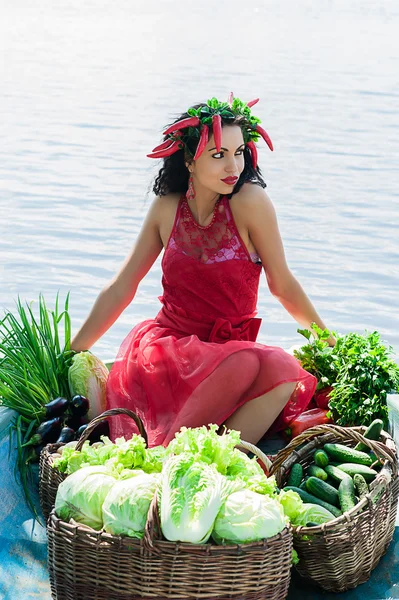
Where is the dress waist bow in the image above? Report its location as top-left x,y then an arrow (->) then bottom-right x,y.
156,303 -> 262,344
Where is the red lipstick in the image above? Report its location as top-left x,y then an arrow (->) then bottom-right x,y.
221,176 -> 238,185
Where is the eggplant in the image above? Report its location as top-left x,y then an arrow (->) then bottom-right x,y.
44,397 -> 69,419
65,413 -> 89,431
76,424 -> 89,439
56,427 -> 76,445
27,417 -> 63,446
70,395 -> 90,417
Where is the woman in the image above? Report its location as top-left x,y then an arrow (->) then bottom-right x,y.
71,94 -> 334,447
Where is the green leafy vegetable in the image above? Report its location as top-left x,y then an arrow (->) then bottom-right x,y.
295,324 -> 399,427
55,465 -> 116,529
212,490 -> 287,545
292,503 -> 336,526
102,473 -> 159,538
68,351 -> 109,420
160,453 -> 224,544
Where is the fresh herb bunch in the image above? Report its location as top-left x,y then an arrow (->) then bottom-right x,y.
294,324 -> 399,428
0,293 -> 74,516
294,324 -> 338,391
328,331 -> 399,427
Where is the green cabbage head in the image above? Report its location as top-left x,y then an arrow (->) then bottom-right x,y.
102,473 -> 159,538
55,465 -> 116,529
213,490 -> 287,545
68,351 -> 108,419
160,453 -> 224,544
292,503 -> 336,527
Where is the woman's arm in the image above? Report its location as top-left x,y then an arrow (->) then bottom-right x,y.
71,197 -> 164,352
243,185 -> 336,346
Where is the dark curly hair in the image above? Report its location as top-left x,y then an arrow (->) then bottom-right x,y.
152,103 -> 267,197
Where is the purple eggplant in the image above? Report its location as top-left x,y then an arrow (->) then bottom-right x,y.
44,397 -> 69,419
56,427 -> 76,444
70,395 -> 90,417
26,417 -> 63,446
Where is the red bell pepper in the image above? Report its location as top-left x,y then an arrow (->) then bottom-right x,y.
314,386 -> 333,410
285,408 -> 332,439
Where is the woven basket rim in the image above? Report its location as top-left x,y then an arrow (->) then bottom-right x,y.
48,509 -> 292,554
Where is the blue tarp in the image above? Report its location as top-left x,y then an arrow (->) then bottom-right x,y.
1,407 -> 398,600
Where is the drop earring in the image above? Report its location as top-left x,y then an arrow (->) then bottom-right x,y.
186,172 -> 196,202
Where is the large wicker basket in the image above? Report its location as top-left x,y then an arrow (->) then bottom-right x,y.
46,409 -> 293,600
269,423 -> 399,592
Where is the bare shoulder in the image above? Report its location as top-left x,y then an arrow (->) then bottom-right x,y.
229,183 -> 275,226
152,192 -> 182,248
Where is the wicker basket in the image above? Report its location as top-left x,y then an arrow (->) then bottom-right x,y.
269,423 -> 399,592
39,408 -> 149,520
46,410 -> 293,600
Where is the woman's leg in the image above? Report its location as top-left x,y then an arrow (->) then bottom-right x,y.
222,381 -> 297,445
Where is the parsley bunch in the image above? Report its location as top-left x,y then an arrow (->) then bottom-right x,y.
294,325 -> 399,427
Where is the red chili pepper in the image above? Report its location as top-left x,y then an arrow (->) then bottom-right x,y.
146,141 -> 181,159
285,408 -> 332,439
193,125 -> 209,160
151,139 -> 175,153
247,98 -> 259,108
255,124 -> 274,151
246,141 -> 258,169
212,114 -> 222,152
227,92 -> 234,107
314,386 -> 333,410
163,117 -> 200,136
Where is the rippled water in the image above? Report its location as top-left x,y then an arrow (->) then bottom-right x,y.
1,0 -> 398,359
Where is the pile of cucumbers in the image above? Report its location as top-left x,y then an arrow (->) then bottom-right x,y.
284,420 -> 384,523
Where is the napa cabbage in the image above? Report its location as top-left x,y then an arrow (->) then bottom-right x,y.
68,351 -> 109,419
55,465 -> 116,529
102,473 -> 159,538
160,453 -> 224,544
212,490 -> 287,545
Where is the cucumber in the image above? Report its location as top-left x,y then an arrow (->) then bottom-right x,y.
283,486 -> 342,518
335,463 -> 378,482
354,419 -> 383,452
314,449 -> 329,468
325,465 -> 352,484
323,443 -> 373,466
353,474 -> 369,499
306,477 -> 340,506
287,463 -> 303,487
307,465 -> 328,481
338,478 -> 357,512
299,478 -> 309,490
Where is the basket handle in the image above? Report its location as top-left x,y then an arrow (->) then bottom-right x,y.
75,408 -> 148,450
237,440 -> 273,472
269,424 -> 396,476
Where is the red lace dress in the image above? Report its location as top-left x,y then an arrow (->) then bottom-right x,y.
106,194 -> 316,446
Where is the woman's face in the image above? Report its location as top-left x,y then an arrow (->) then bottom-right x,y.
190,124 -> 245,195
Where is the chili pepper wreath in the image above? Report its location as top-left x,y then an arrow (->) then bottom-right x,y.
147,93 -> 273,168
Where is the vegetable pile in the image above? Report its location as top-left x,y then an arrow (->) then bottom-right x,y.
293,324 -> 399,429
53,424 -> 317,554
0,293 -> 108,515
283,419 -> 384,524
